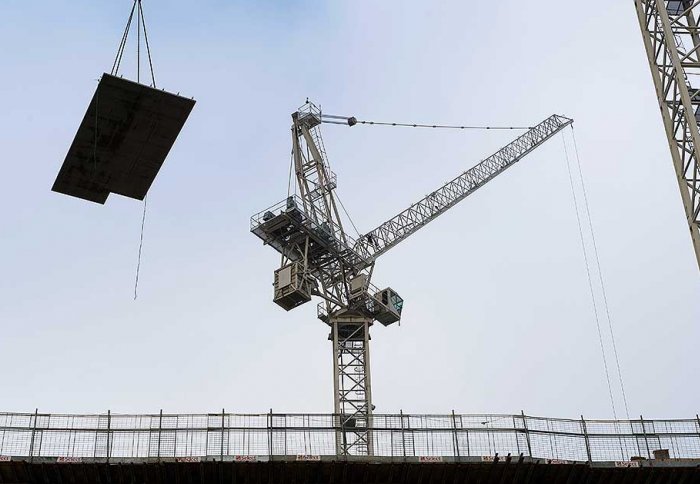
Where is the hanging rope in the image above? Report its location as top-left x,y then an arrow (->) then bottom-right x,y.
134,196 -> 148,300
570,127 -> 631,420
108,0 -> 158,299
562,133 -> 618,420
134,1 -> 146,299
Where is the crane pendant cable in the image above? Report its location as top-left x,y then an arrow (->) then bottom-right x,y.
321,113 -> 532,130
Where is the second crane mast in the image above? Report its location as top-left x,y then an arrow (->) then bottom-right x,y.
251,102 -> 572,456
635,0 -> 700,270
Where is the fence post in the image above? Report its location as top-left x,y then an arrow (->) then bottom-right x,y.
28,409 -> 38,462
581,415 -> 592,463
521,411 -> 532,457
268,409 -> 273,459
106,410 -> 111,463
640,415 -> 651,459
400,410 -> 406,459
157,409 -> 162,461
221,408 -> 225,461
464,415 -> 470,457
512,416 -> 521,456
451,410 -> 460,458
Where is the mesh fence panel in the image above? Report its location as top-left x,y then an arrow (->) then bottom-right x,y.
0,412 -> 698,461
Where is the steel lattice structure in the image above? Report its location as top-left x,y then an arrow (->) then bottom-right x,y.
251,102 -> 571,456
635,0 -> 700,270
354,115 -> 573,261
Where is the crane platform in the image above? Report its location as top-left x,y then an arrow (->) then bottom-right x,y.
251,195 -> 371,271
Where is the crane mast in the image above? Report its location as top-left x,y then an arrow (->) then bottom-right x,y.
251,101 -> 571,456
635,0 -> 700,270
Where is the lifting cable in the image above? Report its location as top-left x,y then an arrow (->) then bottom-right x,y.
570,127 -> 631,420
108,0 -> 158,299
134,197 -> 148,300
562,131 -> 626,420
138,1 -> 157,88
110,2 -> 136,77
133,0 -> 156,300
111,0 -> 157,87
321,114 -> 532,131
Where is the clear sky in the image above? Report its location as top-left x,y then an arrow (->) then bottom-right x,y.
0,0 -> 698,420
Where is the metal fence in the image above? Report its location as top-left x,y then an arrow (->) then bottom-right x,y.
1,411 -> 699,462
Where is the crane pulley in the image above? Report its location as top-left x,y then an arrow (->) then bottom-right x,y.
250,101 -> 572,456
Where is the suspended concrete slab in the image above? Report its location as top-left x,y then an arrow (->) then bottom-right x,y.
52,73 -> 196,204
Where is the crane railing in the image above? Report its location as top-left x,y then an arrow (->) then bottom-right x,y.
251,194 -> 371,269
353,115 -> 573,264
1,411 -> 698,463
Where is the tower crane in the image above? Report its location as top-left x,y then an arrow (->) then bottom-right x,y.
251,102 -> 572,456
635,0 -> 700,270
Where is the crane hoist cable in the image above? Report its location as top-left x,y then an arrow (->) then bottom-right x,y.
562,130 -> 626,421
111,2 -> 136,77
570,127 -> 631,420
108,0 -> 159,299
337,112 -> 634,419
112,0 -> 157,87
132,0 -> 156,300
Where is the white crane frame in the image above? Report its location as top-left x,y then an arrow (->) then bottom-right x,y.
251,102 -> 572,455
635,0 -> 700,270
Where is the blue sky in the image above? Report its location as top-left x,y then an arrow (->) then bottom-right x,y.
0,1 -> 698,419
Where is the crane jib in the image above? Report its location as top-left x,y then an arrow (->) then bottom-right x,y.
352,114 -> 573,265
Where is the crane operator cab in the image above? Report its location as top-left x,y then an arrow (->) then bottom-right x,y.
667,0 -> 690,15
348,274 -> 403,326
374,288 -> 403,325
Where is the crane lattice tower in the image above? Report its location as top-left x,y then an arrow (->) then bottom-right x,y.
251,102 -> 572,455
635,0 -> 700,270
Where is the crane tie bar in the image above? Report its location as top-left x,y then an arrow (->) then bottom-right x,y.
321,114 -> 532,130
